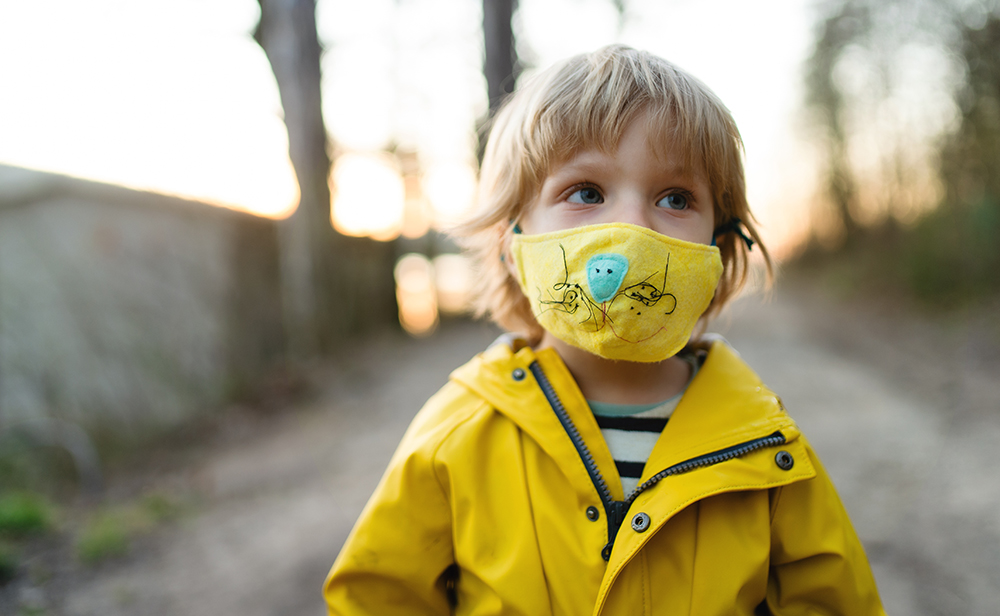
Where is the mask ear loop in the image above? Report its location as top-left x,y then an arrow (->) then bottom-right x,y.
712,218 -> 754,251
501,221 -> 523,262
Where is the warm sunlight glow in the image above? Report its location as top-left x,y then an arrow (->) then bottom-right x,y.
401,175 -> 433,239
433,253 -> 474,315
395,253 -> 438,336
331,153 -> 405,241
423,161 -> 477,228
0,1 -> 298,219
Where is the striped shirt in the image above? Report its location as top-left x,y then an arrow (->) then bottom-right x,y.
588,355 -> 699,496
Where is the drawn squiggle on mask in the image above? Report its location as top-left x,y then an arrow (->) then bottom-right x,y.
535,245 -> 597,324
534,245 -> 678,336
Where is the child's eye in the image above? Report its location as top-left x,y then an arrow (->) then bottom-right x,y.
656,192 -> 689,210
567,186 -> 603,205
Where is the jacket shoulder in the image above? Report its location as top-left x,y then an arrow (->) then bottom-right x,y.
392,353 -> 499,460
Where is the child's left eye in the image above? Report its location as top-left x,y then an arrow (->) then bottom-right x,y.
656,193 -> 689,210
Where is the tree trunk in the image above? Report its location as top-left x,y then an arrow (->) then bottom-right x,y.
482,0 -> 519,117
255,0 -> 337,358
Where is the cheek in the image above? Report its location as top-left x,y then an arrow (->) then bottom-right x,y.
516,191 -> 574,235
691,202 -> 716,245
662,219 -> 715,245
700,217 -> 716,245
515,205 -> 543,235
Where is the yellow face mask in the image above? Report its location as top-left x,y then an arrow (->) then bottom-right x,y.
511,222 -> 723,362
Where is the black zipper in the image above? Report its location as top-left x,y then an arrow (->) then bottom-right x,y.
528,362 -> 618,544
528,361 -> 786,561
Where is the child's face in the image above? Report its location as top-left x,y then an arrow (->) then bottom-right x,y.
518,113 -> 715,244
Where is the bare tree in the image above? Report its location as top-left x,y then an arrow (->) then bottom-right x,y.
804,1 -> 869,239
801,0 -> 1000,299
803,0 -> 992,242
254,0 -> 336,359
480,0 -> 627,128
482,0 -> 520,118
254,0 -> 399,358
941,14 -> 1000,211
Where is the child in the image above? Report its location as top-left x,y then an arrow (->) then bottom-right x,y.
324,45 -> 885,615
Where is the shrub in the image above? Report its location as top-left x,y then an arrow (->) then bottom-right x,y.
76,512 -> 130,564
0,492 -> 53,537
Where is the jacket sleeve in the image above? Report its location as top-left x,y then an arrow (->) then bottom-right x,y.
323,416 -> 456,615
764,443 -> 887,615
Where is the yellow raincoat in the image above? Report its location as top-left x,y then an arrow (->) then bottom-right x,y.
324,339 -> 885,615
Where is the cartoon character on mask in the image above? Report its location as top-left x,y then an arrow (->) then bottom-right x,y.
511,222 -> 723,363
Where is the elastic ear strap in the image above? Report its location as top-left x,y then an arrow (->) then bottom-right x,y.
501,222 -> 522,262
713,218 -> 755,251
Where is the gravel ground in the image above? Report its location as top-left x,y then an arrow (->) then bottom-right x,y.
5,282 -> 999,615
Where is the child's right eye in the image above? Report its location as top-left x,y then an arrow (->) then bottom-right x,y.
567,186 -> 603,204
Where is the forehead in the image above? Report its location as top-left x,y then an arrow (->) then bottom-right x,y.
543,111 -> 708,182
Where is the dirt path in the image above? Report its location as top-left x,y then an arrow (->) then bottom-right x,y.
30,284 -> 1000,615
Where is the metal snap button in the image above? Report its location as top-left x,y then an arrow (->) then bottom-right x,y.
631,512 -> 651,532
775,450 -> 794,470
586,506 -> 600,522
512,368 -> 526,381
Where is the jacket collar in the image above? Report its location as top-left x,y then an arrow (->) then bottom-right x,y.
452,338 -> 799,462
649,339 -> 801,471
451,337 -> 803,500
450,340 -> 605,499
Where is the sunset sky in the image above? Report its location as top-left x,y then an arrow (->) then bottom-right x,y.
0,0 -> 820,254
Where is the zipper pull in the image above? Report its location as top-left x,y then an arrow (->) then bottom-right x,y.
601,501 -> 628,561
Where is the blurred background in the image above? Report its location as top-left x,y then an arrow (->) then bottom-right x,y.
0,0 -> 998,614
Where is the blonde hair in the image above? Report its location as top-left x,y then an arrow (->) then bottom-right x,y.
455,45 -> 772,342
